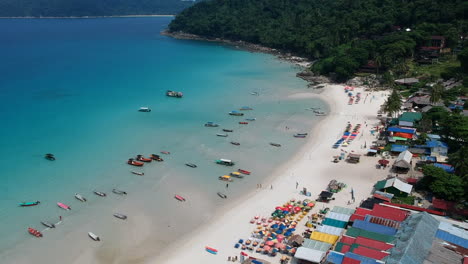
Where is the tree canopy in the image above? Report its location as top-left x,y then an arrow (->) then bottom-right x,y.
169,0 -> 468,80
0,0 -> 195,17
419,165 -> 465,201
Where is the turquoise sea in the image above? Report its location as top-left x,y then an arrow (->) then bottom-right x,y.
0,17 -> 326,261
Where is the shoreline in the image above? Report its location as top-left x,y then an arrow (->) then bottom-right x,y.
0,15 -> 175,19
155,84 -> 389,264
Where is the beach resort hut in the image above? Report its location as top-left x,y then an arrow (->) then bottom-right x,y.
393,150 -> 413,173
317,191 -> 333,202
398,112 -> 422,127
288,234 -> 304,247
374,177 -> 413,197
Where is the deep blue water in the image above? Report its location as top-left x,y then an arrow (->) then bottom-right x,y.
0,17 -> 326,255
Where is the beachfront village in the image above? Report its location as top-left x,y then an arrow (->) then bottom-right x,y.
200,72 -> 467,264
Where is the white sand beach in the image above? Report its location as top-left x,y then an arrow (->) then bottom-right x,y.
155,84 -> 390,264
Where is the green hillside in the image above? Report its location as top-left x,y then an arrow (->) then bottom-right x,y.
169,0 -> 468,80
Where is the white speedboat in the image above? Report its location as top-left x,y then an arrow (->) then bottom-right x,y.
113,213 -> 127,220
93,191 -> 106,197
75,193 -> 87,202
88,232 -> 100,241
138,107 -> 151,112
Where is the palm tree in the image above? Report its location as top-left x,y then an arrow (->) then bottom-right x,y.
383,89 -> 402,117
430,83 -> 444,105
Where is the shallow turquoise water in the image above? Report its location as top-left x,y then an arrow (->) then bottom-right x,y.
0,17 -> 326,254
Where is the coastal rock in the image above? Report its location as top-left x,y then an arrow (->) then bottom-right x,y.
296,70 -> 330,85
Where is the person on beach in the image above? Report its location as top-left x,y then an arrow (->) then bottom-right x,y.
226,183 -> 229,189
271,185 -> 273,189
296,182 -> 298,189
59,216 -> 62,221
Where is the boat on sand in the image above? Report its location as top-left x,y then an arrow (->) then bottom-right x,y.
28,227 -> 43,237
131,171 -> 144,176
217,192 -> 227,199
113,213 -> 127,220
238,169 -> 251,175
88,232 -> 100,241
175,195 -> 186,201
230,141 -> 240,146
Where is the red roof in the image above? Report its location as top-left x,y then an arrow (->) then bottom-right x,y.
464,256 -> 468,264
340,235 -> 356,245
367,215 -> 401,229
340,244 -> 351,253
353,246 -> 390,260
406,178 -> 419,184
355,207 -> 372,215
350,214 -> 366,222
355,236 -> 394,251
383,202 -> 446,216
343,257 -> 361,264
371,204 -> 409,221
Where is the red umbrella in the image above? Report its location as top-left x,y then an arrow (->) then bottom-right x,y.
263,245 -> 271,251
266,240 -> 275,246
241,251 -> 248,256
275,243 -> 286,249
378,159 -> 389,165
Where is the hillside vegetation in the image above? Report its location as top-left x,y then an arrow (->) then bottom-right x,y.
0,0 -> 194,17
169,0 -> 468,80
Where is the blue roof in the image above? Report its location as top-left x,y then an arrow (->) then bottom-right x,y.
435,230 -> 468,248
344,252 -> 379,264
326,251 -> 344,264
426,156 -> 437,162
391,144 -> 408,152
426,140 -> 448,148
353,220 -> 398,236
433,163 -> 455,173
388,127 -> 416,134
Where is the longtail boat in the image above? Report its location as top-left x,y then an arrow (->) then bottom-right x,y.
19,201 -> 40,207
28,227 -> 43,238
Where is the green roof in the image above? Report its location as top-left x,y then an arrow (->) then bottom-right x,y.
399,112 -> 422,123
334,242 -> 348,252
323,218 -> 348,228
346,227 -> 395,243
374,179 -> 387,190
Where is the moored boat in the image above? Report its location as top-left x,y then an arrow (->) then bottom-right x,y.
151,154 -> 164,161
293,134 -> 307,138
28,227 -> 43,238
131,171 -> 144,176
136,155 -> 152,162
216,133 -> 228,137
238,169 -> 251,175
166,90 -> 183,98
93,191 -> 106,197
75,193 -> 87,202
19,201 -> 40,207
185,163 -> 197,168
127,158 -> 144,167
215,159 -> 235,166
112,189 -> 127,195
174,194 -> 186,201
230,141 -> 240,146
240,106 -> 253,110
204,122 -> 219,127
222,129 -> 233,132
217,192 -> 227,199
230,171 -> 244,178
270,142 -> 282,147
138,107 -> 151,112
44,153 -> 55,161
219,175 -> 233,182
239,122 -> 248,124
113,213 -> 127,220
229,110 -> 244,116
245,118 -> 256,121
41,221 -> 55,228
88,232 -> 100,241
160,151 -> 171,155
296,133 -> 308,136
57,202 -> 71,210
